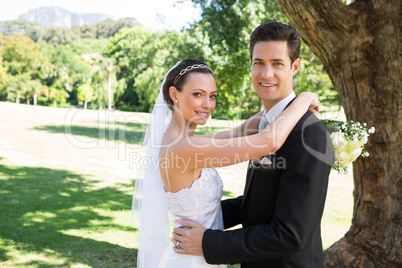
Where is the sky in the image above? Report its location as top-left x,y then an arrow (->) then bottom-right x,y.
0,0 -> 202,31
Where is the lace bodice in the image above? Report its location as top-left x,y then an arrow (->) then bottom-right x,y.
165,168 -> 223,214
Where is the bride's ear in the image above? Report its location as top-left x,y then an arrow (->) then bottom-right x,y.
169,86 -> 179,103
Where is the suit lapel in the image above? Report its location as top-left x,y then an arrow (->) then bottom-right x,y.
242,161 -> 255,207
240,96 -> 296,207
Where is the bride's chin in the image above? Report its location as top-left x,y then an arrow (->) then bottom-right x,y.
191,119 -> 207,126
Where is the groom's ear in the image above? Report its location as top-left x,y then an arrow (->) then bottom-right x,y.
169,86 -> 178,103
291,58 -> 301,76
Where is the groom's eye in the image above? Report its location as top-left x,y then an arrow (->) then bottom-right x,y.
273,62 -> 284,66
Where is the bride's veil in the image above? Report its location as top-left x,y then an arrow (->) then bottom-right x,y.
132,62 -> 180,267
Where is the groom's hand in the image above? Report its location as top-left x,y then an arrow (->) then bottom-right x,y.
172,219 -> 206,256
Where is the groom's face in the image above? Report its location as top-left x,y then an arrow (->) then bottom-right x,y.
251,41 -> 300,111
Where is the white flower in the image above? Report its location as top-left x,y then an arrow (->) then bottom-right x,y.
361,134 -> 368,144
349,148 -> 363,161
322,119 -> 374,172
331,132 -> 347,149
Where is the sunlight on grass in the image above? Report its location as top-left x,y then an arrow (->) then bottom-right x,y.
22,211 -> 57,224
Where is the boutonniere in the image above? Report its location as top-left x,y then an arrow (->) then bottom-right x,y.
322,119 -> 375,172
251,156 -> 272,166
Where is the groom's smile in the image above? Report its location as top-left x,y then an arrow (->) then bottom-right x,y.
259,82 -> 278,89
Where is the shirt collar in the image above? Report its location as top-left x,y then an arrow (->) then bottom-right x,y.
262,92 -> 296,124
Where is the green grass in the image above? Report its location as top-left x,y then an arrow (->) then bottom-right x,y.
0,162 -> 137,267
0,102 -> 352,267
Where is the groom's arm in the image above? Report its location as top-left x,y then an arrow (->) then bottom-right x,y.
202,115 -> 334,264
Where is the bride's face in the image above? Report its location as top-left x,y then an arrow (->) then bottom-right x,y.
176,72 -> 217,126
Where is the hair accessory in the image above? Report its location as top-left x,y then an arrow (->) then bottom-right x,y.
173,64 -> 214,85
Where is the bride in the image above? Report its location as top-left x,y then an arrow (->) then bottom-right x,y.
132,59 -> 320,267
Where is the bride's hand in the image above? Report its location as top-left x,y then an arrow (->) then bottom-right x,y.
299,92 -> 320,117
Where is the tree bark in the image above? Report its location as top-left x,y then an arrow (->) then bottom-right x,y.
277,0 -> 401,267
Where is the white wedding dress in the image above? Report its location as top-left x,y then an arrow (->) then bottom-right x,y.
158,168 -> 227,268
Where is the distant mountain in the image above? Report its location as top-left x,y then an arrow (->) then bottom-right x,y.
18,6 -> 115,27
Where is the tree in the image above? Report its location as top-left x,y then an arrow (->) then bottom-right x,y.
77,83 -> 95,109
0,35 -> 43,76
0,56 -> 9,100
41,26 -> 81,45
276,0 -> 401,267
105,26 -> 165,111
47,86 -> 69,108
82,53 -> 119,111
73,18 -> 139,39
0,19 -> 44,42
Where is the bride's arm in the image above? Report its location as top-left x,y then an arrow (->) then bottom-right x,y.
198,111 -> 263,139
198,95 -> 319,139
172,92 -> 319,169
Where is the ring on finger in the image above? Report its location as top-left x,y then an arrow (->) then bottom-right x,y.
176,241 -> 180,248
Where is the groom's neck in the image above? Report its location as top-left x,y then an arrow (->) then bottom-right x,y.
263,91 -> 294,112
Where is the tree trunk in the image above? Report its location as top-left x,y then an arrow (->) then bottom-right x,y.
107,76 -> 112,111
34,93 -> 38,106
277,0 -> 401,267
84,101 -> 88,109
53,100 -> 57,108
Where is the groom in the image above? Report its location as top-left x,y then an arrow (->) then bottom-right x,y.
173,22 -> 334,267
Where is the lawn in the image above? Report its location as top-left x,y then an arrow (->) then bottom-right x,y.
0,102 -> 353,267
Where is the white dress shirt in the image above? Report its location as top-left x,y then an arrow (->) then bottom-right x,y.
258,92 -> 296,132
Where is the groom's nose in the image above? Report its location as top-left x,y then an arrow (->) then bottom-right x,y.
261,65 -> 274,78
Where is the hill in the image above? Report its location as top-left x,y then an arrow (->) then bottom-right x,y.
18,6 -> 114,27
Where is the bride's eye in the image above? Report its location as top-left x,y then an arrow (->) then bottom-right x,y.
193,93 -> 202,97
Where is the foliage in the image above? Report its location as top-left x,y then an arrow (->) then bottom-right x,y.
73,18 -> 140,39
0,35 -> 43,76
105,26 -> 165,111
82,52 -> 123,109
0,56 -> 8,99
0,19 -> 44,42
0,1 -> 338,118
77,83 -> 95,104
295,42 -> 339,110
41,26 -> 81,45
0,18 -> 139,45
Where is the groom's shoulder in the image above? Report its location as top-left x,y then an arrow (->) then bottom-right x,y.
293,110 -> 326,133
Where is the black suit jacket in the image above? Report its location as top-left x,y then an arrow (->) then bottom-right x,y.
202,109 -> 335,267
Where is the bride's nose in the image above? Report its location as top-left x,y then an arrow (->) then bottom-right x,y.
201,97 -> 212,109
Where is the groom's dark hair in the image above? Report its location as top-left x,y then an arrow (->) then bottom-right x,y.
250,22 -> 301,64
